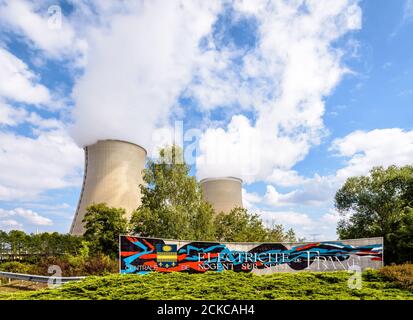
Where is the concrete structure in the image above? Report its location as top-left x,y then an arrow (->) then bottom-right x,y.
200,177 -> 243,214
70,140 -> 146,235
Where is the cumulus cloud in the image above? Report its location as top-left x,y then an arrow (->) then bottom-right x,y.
0,125 -> 83,201
0,47 -> 50,105
0,0 -> 86,62
266,169 -> 309,187
0,218 -> 23,231
0,207 -> 52,227
332,128 -> 413,180
248,128 -> 413,229
259,210 -> 314,227
253,208 -> 341,240
0,102 -> 28,126
196,0 -> 362,182
262,175 -> 339,207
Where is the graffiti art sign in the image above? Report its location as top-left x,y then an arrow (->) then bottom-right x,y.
119,236 -> 383,274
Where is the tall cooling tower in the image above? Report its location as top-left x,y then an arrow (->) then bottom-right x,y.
70,140 -> 146,235
200,177 -> 243,214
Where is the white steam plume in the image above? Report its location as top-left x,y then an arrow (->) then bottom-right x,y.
69,0 -> 221,151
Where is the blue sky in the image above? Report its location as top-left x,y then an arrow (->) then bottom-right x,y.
0,0 -> 412,240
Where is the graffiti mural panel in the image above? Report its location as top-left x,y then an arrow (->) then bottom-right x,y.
119,236 -> 383,274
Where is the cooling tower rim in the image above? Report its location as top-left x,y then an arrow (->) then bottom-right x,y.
200,176 -> 243,184
84,139 -> 147,155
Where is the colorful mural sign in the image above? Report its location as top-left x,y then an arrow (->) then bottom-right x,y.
119,236 -> 383,274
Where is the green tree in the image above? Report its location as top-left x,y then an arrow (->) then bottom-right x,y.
0,230 -> 8,255
214,208 -> 295,242
83,203 -> 129,258
131,145 -> 215,240
335,165 -> 413,264
265,224 -> 297,242
7,230 -> 29,256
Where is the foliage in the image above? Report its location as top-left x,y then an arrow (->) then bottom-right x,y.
0,261 -> 35,274
379,263 -> 413,291
0,230 -> 84,262
131,145 -> 215,241
1,270 -> 412,300
32,254 -> 118,277
131,145 -> 297,242
83,203 -> 129,258
335,165 -> 413,264
214,208 -> 296,242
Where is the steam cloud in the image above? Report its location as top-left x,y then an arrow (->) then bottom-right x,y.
69,0 -> 361,183
69,1 -> 221,151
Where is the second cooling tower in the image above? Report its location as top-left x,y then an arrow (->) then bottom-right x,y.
70,140 -> 146,235
200,177 -> 243,214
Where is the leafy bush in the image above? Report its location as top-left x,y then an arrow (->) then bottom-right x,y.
0,262 -> 36,274
379,263 -> 413,291
34,254 -> 118,277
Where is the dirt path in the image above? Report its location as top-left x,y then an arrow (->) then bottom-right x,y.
0,279 -> 47,293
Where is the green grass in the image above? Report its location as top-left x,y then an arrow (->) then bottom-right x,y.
1,270 -> 412,300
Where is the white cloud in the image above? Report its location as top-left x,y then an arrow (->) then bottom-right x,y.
0,47 -> 50,105
12,208 -> 53,226
255,174 -> 339,208
253,208 -> 340,240
70,0 -> 222,150
0,101 -> 28,126
246,128 -> 413,210
0,207 -> 52,227
195,0 -> 362,182
0,218 -> 23,231
0,0 -> 86,62
259,210 -> 314,227
332,128 -> 413,180
242,188 -> 262,209
266,169 -> 308,187
0,126 -> 83,201
243,127 -> 413,240
320,208 -> 342,225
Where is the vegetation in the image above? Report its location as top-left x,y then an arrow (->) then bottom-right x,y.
131,145 -> 216,241
83,203 -> 129,258
0,254 -> 117,277
0,230 -> 84,262
379,263 -> 413,291
335,165 -> 413,264
131,145 -> 296,242
215,208 -> 296,242
0,228 -> 117,276
1,270 -> 412,300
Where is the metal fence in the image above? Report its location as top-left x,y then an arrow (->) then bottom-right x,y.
0,271 -> 86,283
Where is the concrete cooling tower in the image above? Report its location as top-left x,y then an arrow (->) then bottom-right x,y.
70,140 -> 147,235
200,177 -> 243,214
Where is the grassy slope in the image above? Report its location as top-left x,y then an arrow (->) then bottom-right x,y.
1,271 -> 412,300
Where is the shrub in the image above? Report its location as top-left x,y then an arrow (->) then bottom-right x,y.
379,263 -> 413,291
0,262 -> 35,274
34,254 -> 118,277
83,255 -> 118,275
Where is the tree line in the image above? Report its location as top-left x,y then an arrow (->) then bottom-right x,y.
1,146 -> 412,266
0,230 -> 83,261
